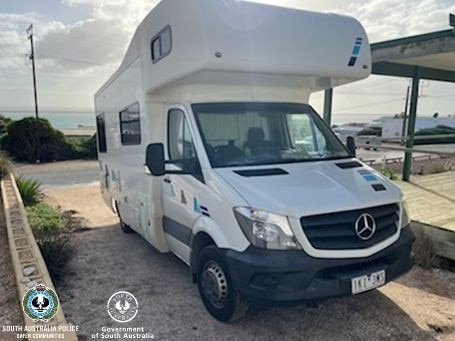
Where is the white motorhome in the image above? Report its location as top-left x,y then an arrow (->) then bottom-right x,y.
95,0 -> 414,322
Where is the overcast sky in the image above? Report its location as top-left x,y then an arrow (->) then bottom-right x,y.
0,0 -> 454,121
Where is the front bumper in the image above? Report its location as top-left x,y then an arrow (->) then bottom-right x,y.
223,225 -> 415,306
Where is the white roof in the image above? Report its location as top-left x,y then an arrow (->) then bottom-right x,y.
97,0 -> 371,97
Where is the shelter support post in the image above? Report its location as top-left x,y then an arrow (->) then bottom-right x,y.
402,68 -> 420,181
323,88 -> 333,125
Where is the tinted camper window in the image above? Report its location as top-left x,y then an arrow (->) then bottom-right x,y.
151,26 -> 172,63
120,103 -> 141,145
96,113 -> 107,153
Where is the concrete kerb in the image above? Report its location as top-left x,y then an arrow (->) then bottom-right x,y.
410,221 -> 455,262
1,173 -> 78,341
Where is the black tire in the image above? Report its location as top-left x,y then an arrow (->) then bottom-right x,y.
115,202 -> 134,234
197,246 -> 248,322
120,219 -> 134,233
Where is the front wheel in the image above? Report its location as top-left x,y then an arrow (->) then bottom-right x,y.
197,246 -> 248,322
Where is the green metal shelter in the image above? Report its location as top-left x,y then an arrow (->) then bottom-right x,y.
323,14 -> 455,181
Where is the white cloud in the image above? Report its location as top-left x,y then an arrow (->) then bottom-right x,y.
343,0 -> 455,42
36,0 -> 159,71
36,18 -> 127,70
1,0 -> 454,114
0,1 -> 159,110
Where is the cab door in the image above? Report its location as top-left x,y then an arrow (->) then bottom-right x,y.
161,106 -> 205,264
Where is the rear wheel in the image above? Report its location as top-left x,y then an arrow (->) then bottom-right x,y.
197,246 -> 248,322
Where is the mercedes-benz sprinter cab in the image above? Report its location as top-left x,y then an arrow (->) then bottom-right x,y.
95,0 -> 415,322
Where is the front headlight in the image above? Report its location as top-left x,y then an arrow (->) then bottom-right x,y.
234,207 -> 301,250
401,200 -> 411,228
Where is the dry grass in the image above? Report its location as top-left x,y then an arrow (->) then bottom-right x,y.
412,230 -> 437,269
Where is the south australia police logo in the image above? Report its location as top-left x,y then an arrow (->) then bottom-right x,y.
22,284 -> 59,322
107,291 -> 138,323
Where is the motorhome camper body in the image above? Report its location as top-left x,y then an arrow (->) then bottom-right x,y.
95,0 -> 414,321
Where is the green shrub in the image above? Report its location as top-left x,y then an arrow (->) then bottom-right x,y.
2,117 -> 74,163
380,166 -> 398,180
38,236 -> 73,283
0,152 -> 11,178
80,134 -> 97,159
16,176 -> 43,206
26,202 -> 72,283
431,163 -> 451,174
1,117 -> 97,163
26,203 -> 65,239
66,134 -> 97,160
0,114 -> 12,135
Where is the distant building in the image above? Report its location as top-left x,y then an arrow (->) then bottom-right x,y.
332,123 -> 368,138
381,116 -> 455,138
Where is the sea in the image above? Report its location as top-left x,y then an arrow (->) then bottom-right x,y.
0,111 -> 383,130
0,111 -> 96,130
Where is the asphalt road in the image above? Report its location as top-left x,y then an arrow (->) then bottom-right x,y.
14,160 -> 99,188
14,144 -> 454,188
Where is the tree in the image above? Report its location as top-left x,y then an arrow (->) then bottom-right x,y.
2,117 -> 73,163
0,114 -> 12,135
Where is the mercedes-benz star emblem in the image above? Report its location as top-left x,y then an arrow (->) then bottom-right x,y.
354,213 -> 376,240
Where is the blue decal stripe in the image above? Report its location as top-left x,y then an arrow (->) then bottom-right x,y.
193,198 -> 201,213
348,38 -> 363,66
363,175 -> 377,182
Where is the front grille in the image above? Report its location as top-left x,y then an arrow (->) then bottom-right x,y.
300,203 -> 399,250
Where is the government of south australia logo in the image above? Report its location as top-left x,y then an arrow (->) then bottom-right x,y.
22,284 -> 59,322
107,291 -> 138,323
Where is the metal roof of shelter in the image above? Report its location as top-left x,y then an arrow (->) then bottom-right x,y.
323,14 -> 455,181
371,14 -> 455,82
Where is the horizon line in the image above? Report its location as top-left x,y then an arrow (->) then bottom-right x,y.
0,108 -> 94,114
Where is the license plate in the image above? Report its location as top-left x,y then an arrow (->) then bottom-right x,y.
351,270 -> 386,294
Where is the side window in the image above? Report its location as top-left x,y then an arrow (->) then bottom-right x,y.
120,103 -> 141,145
151,26 -> 172,63
152,38 -> 161,61
287,114 -> 327,154
168,109 -> 195,161
96,113 -> 107,153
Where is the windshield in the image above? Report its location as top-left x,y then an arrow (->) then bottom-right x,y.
192,103 -> 350,168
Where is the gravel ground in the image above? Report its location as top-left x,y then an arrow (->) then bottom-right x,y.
44,183 -> 118,228
0,197 -> 24,341
55,224 -> 455,341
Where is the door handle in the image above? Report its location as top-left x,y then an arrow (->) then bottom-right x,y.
164,178 -> 171,184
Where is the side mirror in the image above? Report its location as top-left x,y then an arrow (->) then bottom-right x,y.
346,136 -> 356,157
145,143 -> 165,176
